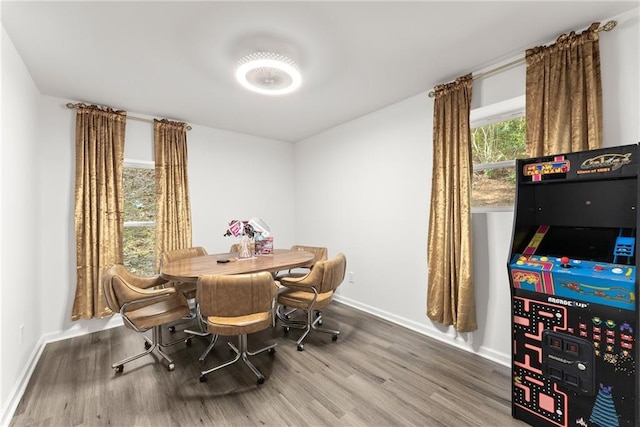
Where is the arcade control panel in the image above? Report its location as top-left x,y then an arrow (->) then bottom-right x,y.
509,254 -> 636,311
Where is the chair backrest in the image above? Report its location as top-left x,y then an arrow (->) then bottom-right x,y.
102,265 -> 124,313
160,246 -> 208,267
229,242 -> 256,253
293,253 -> 347,294
291,245 -> 328,266
101,264 -> 169,312
197,272 -> 277,318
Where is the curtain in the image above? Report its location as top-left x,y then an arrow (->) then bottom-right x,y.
526,22 -> 603,157
72,105 -> 126,320
154,119 -> 192,271
427,74 -> 477,333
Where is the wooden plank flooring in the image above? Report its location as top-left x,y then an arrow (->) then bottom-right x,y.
10,303 -> 527,426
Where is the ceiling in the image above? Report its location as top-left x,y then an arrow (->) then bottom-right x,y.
2,1 -> 638,142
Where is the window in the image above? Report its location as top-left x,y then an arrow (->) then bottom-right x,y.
470,96 -> 527,210
123,161 -> 156,276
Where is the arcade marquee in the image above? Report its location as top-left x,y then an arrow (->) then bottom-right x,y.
507,144 -> 639,427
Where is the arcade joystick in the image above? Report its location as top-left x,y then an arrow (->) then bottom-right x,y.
560,256 -> 571,268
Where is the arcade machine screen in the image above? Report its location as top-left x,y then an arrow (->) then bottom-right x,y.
507,144 -> 639,427
533,226 -> 635,264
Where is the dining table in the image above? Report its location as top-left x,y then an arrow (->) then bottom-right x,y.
160,248 -> 315,282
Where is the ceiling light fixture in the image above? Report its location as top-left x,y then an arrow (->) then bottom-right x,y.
235,52 -> 301,96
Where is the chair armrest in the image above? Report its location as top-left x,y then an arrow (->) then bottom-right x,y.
119,288 -> 179,332
127,274 -> 169,290
278,281 -> 316,294
120,288 -> 177,311
278,273 -> 312,287
276,280 -> 319,316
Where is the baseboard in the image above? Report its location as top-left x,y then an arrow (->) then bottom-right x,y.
1,335 -> 46,427
333,295 -> 511,368
477,344 -> 511,367
0,316 -> 123,427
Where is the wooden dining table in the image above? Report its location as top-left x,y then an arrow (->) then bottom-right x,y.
160,249 -> 315,282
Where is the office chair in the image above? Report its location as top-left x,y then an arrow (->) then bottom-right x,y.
101,264 -> 192,372
276,245 -> 328,279
160,246 -> 208,301
197,271 -> 279,384
276,245 -> 328,319
161,246 -> 217,354
277,253 -> 347,351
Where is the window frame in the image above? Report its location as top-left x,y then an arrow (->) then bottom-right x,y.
470,95 -> 525,213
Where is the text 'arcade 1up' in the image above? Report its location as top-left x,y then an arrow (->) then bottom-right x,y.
507,144 -> 639,427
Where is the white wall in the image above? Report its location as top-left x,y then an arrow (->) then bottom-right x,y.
295,8 -> 640,365
188,126 -> 296,253
600,10 -> 640,146
1,26 -> 42,418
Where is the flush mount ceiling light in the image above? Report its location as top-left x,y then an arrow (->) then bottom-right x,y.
235,52 -> 302,95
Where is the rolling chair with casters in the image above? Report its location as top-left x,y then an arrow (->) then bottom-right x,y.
160,246 -> 208,331
276,245 -> 327,279
160,246 -> 208,301
277,252 -> 347,351
277,245 -> 328,318
197,271 -> 279,384
101,264 -> 193,372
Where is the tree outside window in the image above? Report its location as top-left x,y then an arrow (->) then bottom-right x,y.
470,96 -> 527,209
123,162 -> 156,276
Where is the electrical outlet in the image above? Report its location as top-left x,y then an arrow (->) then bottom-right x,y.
348,271 -> 355,283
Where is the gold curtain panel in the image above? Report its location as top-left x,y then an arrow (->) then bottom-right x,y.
526,22 -> 603,157
427,74 -> 477,333
72,105 -> 126,320
154,119 -> 193,272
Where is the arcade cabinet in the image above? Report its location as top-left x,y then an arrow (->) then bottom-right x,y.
507,144 -> 639,427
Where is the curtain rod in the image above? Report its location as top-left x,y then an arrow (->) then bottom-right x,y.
66,102 -> 192,131
427,20 -> 617,98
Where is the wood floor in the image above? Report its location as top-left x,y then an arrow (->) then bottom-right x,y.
10,302 -> 527,426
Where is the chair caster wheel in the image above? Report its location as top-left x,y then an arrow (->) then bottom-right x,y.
257,377 -> 265,385
283,327 -> 290,334
167,363 -> 175,372
268,348 -> 276,356
144,341 -> 152,350
199,375 -> 208,383
169,326 -> 176,333
284,315 -> 290,320
186,338 -> 192,346
115,365 -> 124,373
318,319 -> 323,326
297,344 -> 304,351
332,334 -> 338,341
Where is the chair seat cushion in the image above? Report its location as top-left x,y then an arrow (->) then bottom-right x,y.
276,272 -> 308,280
278,290 -> 333,310
206,311 -> 272,336
126,297 -> 191,331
